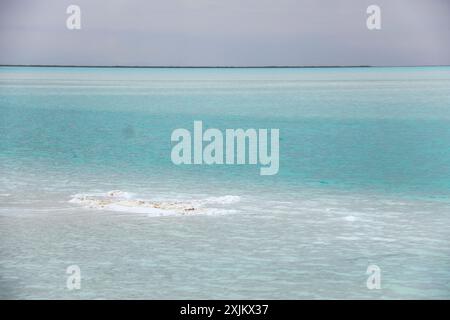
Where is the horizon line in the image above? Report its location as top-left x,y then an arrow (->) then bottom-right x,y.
1,64 -> 449,69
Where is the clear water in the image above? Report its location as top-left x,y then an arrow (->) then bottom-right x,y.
0,66 -> 449,299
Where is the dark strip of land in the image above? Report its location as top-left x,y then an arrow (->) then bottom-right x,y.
0,64 -> 448,68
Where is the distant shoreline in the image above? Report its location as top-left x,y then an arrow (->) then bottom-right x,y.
0,64 -> 448,69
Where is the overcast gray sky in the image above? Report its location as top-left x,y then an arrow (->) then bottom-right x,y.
0,0 -> 449,66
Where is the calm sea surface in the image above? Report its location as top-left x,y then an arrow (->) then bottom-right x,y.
1,66 -> 449,298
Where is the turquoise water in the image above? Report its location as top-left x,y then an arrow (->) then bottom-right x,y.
1,66 -> 450,299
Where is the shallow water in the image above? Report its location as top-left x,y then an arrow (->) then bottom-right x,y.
1,66 -> 450,299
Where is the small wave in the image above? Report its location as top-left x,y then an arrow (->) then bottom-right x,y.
336,236 -> 360,241
69,190 -> 240,216
343,215 -> 357,222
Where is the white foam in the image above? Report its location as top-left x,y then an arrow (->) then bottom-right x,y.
195,195 -> 241,205
106,190 -> 134,199
69,190 -> 240,216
